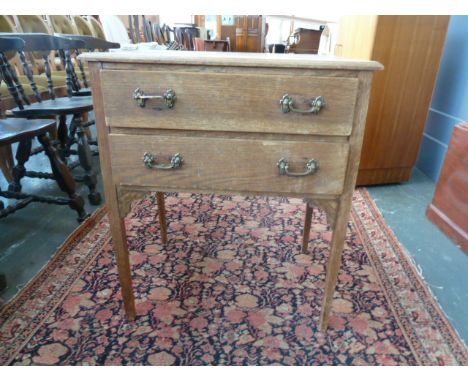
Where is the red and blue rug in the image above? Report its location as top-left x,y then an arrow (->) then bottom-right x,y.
0,189 -> 466,365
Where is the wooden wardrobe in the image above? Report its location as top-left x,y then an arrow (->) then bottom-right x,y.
336,16 -> 450,185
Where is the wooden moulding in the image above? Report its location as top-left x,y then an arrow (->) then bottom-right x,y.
80,50 -> 383,71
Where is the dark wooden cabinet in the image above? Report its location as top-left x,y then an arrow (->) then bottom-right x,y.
427,123 -> 468,252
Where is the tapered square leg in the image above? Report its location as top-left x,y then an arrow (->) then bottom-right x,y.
319,198 -> 352,332
156,192 -> 168,244
108,204 -> 136,320
302,203 -> 313,253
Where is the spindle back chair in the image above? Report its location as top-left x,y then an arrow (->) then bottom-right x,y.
0,32 -> 101,205
0,36 -> 88,222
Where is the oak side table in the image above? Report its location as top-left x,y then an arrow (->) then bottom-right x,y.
82,51 -> 382,331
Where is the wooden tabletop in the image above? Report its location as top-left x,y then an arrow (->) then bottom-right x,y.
80,50 -> 383,71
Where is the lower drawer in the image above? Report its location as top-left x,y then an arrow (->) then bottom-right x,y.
109,134 -> 349,196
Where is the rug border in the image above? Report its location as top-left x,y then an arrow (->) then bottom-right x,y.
0,206 -> 107,318
354,188 -> 468,365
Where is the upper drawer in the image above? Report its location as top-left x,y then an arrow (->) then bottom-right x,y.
100,70 -> 359,136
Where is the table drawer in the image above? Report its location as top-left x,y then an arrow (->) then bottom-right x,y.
109,134 -> 349,196
101,70 -> 359,136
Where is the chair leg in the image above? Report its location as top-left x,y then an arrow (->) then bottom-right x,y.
57,114 -> 68,161
37,132 -> 89,222
8,138 -> 32,192
302,203 -> 313,253
0,145 -> 14,183
156,192 -> 168,244
82,112 -> 92,140
74,114 -> 101,205
0,273 -> 6,292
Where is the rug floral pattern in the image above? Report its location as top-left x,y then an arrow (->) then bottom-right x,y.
0,190 -> 466,365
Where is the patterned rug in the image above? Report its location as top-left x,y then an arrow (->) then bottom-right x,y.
0,189 -> 466,366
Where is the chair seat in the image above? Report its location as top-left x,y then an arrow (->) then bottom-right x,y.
0,118 -> 55,145
9,96 -> 94,118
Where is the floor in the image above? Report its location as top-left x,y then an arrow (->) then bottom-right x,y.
0,140 -> 103,303
0,143 -> 466,344
367,170 -> 468,343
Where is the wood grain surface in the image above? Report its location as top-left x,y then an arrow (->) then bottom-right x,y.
81,50 -> 383,71
427,123 -> 468,252
101,70 -> 359,136
86,51 -> 379,331
109,133 -> 349,196
337,16 -> 449,185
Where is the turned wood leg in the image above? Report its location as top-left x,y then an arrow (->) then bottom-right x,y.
0,145 -> 15,183
156,192 -> 168,244
37,133 -> 88,222
74,114 -> 101,205
319,198 -> 353,332
82,112 -> 92,140
8,138 -> 32,192
57,114 -> 68,161
302,203 -> 313,253
0,273 -> 6,292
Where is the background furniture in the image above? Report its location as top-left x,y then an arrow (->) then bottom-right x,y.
83,50 -> 381,331
336,16 -> 450,185
0,36 -> 87,221
234,16 -> 266,52
0,33 -> 101,205
286,27 -> 324,54
426,122 -> 468,252
204,39 -> 230,52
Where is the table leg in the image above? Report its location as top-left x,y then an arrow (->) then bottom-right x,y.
108,203 -> 136,320
302,203 -> 313,253
319,197 -> 352,332
156,192 -> 168,244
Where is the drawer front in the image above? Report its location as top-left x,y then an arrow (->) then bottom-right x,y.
101,70 -> 359,136
109,134 -> 350,196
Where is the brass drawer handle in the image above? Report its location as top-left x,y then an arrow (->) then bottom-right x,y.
143,152 -> 183,170
277,158 -> 319,177
133,88 -> 177,108
280,94 -> 325,114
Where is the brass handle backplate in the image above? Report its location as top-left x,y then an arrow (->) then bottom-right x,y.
277,158 -> 319,177
143,152 -> 183,170
133,88 -> 177,108
280,94 -> 325,114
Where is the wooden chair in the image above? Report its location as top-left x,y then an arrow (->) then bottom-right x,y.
47,16 -> 120,95
72,16 -> 94,36
12,16 -> 70,92
86,16 -> 106,40
0,36 -> 87,222
53,33 -> 120,96
193,37 -> 205,51
0,32 -> 101,205
0,17 -> 49,186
